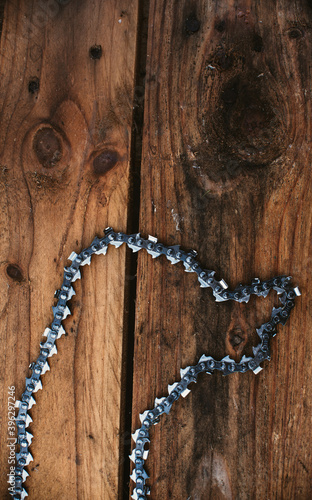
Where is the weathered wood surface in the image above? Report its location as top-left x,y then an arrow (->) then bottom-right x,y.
0,1 -> 138,498
1,0 -> 312,499
133,1 -> 312,499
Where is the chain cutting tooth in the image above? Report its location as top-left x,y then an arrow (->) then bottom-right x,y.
26,432 -> 33,445
256,326 -> 265,338
48,345 -> 57,357
33,380 -> 42,393
183,262 -> 193,272
68,251 -> 78,261
148,235 -> 157,242
25,414 -> 32,428
129,449 -> 137,463
57,325 -> 66,338
154,397 -> 166,407
240,294 -> 250,303
68,287 -> 76,300
180,366 -> 190,378
199,354 -> 210,363
146,249 -> 160,258
26,396 -> 36,409
214,292 -> 227,302
110,237 -> 124,248
130,468 -> 149,482
81,255 -> 92,266
95,244 -> 108,255
40,361 -> 50,375
168,382 -> 178,394
131,429 -> 140,443
294,286 -> 301,296
167,256 -> 180,265
181,388 -> 191,398
22,470 -> 29,482
241,355 -> 252,363
220,279 -> 228,289
25,452 -> 33,466
139,410 -> 149,424
253,366 -> 263,375
21,488 -> 28,499
129,246 -> 141,253
63,306 -> 71,319
221,355 -> 234,362
71,269 -> 81,282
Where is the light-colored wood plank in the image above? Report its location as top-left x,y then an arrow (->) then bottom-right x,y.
132,1 -> 312,498
0,1 -> 139,498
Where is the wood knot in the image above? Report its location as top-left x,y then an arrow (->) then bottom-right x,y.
6,264 -> 24,282
226,327 -> 247,360
286,27 -> 304,39
93,150 -> 118,175
194,73 -> 288,185
208,48 -> 234,71
229,328 -> 244,348
33,128 -> 62,168
219,76 -> 284,165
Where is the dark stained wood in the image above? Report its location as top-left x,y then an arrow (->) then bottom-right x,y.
133,1 -> 312,499
0,1 -> 139,498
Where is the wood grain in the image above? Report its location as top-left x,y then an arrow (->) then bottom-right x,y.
0,1 -> 139,498
133,1 -> 312,499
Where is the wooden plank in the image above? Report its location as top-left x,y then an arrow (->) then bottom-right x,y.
132,1 -> 312,499
0,1 -> 139,498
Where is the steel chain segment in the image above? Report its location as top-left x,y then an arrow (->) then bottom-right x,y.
12,228 -> 301,499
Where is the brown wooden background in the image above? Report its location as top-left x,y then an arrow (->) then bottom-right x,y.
1,1 -> 311,499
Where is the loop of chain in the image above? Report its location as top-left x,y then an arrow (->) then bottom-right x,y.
12,228 -> 300,499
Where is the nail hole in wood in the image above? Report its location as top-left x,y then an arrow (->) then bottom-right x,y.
253,33 -> 263,52
89,45 -> 102,60
6,264 -> 24,282
215,20 -> 225,32
28,77 -> 40,94
185,15 -> 200,34
33,127 -> 62,168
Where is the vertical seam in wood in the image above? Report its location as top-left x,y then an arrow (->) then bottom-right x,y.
118,0 -> 150,497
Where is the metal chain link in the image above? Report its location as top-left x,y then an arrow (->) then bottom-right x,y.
12,228 -> 300,499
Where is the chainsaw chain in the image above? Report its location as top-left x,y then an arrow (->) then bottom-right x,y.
12,228 -> 300,500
